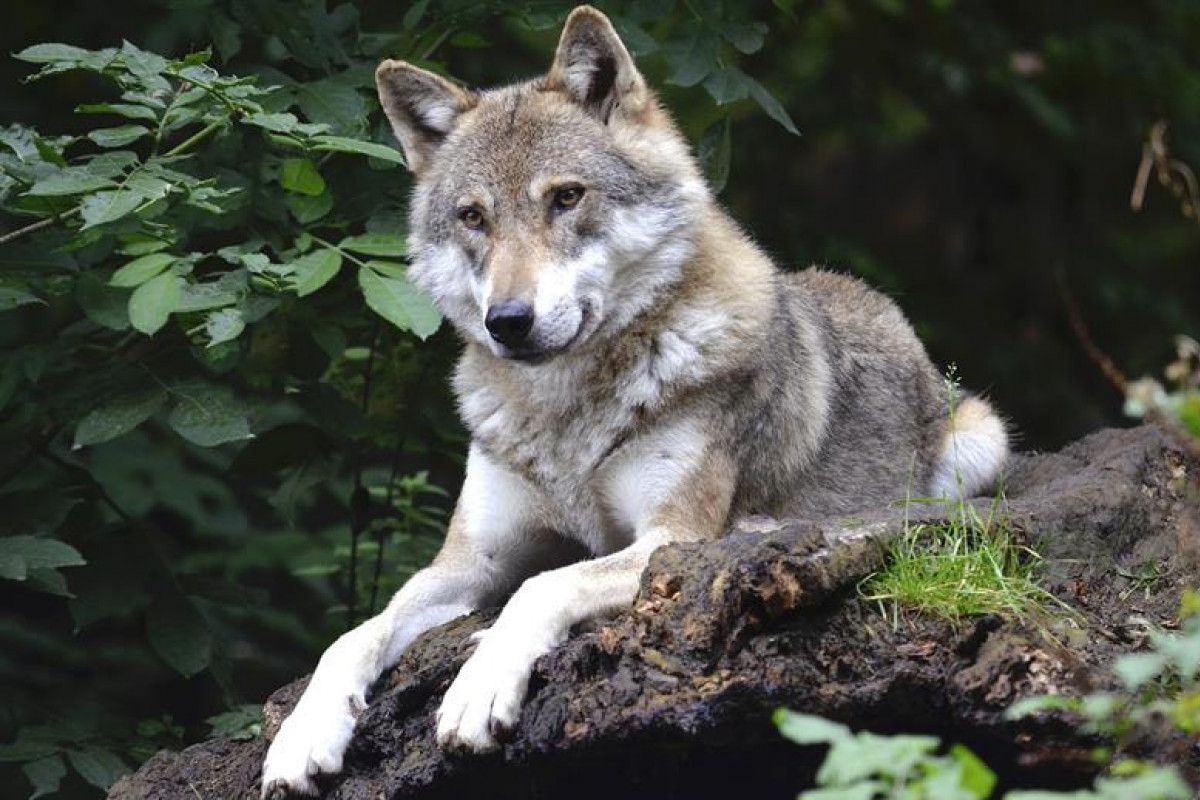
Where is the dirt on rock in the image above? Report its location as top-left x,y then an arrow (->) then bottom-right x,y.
109,425 -> 1200,800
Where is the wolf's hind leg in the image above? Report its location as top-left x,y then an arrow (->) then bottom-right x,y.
928,395 -> 1009,500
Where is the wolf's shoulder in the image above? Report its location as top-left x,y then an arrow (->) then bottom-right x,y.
786,267 -> 897,312
783,266 -> 928,362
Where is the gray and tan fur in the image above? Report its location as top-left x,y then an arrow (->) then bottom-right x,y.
261,7 -> 1009,796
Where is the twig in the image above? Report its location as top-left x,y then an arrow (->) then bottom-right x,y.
0,209 -> 79,245
1056,268 -> 1200,461
1055,267 -> 1128,394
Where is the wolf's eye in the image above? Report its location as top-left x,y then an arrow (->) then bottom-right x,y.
458,207 -> 486,230
552,186 -> 585,211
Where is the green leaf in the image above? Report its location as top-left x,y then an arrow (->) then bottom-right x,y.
746,76 -> 800,135
773,709 -> 850,745
166,381 -> 253,447
286,191 -> 333,224
175,276 -> 244,312
65,746 -> 127,790
1006,695 -> 1079,719
0,536 -> 85,576
0,286 -> 44,311
87,125 -> 150,148
203,308 -> 245,347
109,252 -> 175,287
23,754 -> 65,799
243,112 -> 301,134
26,568 -> 71,597
0,732 -> 57,763
1095,768 -> 1191,800
27,170 -> 116,196
1113,651 -> 1167,691
340,233 -> 407,257
0,553 -> 25,580
722,22 -> 768,54
290,249 -> 342,297
79,189 -> 145,229
950,744 -> 996,797
117,234 -> 172,255
816,732 -> 939,786
73,388 -> 165,448
146,593 -> 212,677
76,274 -> 131,330
358,263 -> 441,339
800,785 -> 885,800
128,272 -> 181,335
311,135 -> 405,165
703,67 -> 751,105
76,102 -> 159,122
296,80 -> 367,136
206,705 -> 263,740
279,157 -> 326,196
14,43 -> 92,64
666,26 -> 719,88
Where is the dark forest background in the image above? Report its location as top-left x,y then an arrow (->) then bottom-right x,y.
0,1 -> 1197,797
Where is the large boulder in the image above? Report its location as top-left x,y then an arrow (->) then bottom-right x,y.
109,425 -> 1200,799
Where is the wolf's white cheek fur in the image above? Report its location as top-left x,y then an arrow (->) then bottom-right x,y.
409,242 -> 489,344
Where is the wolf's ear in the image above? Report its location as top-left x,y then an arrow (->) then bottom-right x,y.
375,60 -> 474,173
546,6 -> 648,122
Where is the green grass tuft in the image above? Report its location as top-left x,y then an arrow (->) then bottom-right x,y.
860,369 -> 1063,626
859,497 -> 1061,627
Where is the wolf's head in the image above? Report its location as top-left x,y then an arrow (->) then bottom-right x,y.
376,6 -> 709,363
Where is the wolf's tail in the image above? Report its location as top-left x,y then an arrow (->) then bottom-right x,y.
928,394 -> 1010,500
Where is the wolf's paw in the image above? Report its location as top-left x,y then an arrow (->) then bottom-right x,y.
434,632 -> 535,753
260,694 -> 360,798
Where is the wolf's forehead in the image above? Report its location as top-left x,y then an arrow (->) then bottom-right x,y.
437,86 -> 637,191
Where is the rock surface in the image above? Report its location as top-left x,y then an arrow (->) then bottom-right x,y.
109,425 -> 1200,799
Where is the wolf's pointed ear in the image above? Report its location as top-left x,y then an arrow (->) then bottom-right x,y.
376,60 -> 474,173
546,6 -> 648,122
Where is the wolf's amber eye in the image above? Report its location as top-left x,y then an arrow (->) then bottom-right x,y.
552,186 -> 585,211
459,207 -> 485,230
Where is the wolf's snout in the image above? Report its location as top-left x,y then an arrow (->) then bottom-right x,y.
485,301 -> 535,347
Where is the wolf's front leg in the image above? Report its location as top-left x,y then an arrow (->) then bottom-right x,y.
261,447 -> 554,798
436,445 -> 736,752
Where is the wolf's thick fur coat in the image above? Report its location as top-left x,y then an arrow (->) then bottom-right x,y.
260,7 -> 1009,796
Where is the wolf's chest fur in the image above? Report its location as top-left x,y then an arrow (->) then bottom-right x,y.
453,323 -> 717,554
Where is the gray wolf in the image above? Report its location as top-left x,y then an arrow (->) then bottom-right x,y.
260,6 -> 1009,795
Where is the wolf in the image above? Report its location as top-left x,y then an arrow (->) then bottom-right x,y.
260,5 -> 1009,796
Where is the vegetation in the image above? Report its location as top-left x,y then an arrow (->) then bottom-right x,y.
860,377 -> 1057,627
0,2 -> 800,796
858,499 -> 1056,627
777,592 -> 1200,799
1,1 -> 1197,798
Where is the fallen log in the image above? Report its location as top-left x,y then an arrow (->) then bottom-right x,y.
109,425 -> 1200,799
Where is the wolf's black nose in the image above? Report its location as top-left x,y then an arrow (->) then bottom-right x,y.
485,301 -> 535,347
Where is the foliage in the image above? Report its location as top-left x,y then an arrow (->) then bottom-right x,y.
1125,335 -> 1200,439
777,591 -> 1200,798
775,709 -> 998,800
0,1 -> 799,796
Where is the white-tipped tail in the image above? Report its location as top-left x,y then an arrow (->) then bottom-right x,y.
928,395 -> 1009,500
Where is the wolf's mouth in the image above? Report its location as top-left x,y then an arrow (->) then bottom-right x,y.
501,302 -> 593,365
